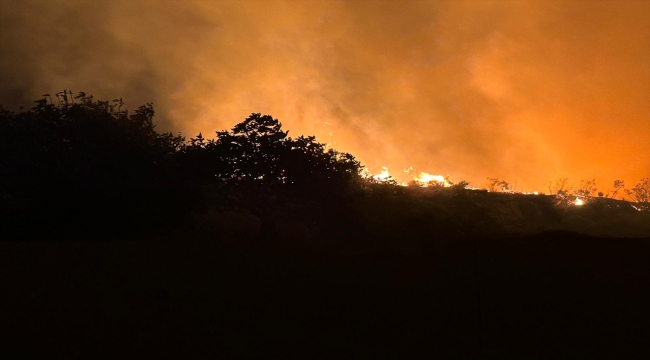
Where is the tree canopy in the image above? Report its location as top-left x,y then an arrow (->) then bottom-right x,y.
181,113 -> 363,201
1,93 -> 364,237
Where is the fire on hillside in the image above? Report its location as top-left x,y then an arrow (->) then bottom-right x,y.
361,167 -> 646,211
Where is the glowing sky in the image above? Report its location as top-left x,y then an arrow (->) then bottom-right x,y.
1,0 -> 649,192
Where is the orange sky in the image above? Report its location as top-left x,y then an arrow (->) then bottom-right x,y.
1,0 -> 649,193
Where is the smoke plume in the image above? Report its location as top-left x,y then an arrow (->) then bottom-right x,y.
1,0 -> 648,191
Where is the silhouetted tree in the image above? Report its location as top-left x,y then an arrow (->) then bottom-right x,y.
609,180 -> 624,199
625,178 -> 649,205
546,178 -> 568,195
575,179 -> 597,199
180,113 -> 364,241
182,113 -> 362,199
1,92 -> 185,237
486,177 -> 511,192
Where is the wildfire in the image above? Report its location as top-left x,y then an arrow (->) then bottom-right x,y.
364,167 -> 453,187
360,168 -> 640,212
373,167 -> 392,181
413,172 -> 452,187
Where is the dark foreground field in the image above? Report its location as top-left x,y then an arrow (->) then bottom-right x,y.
2,218 -> 649,359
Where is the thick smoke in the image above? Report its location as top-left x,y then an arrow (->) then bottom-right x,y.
1,0 -> 648,191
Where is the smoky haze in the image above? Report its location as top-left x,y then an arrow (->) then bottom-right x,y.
1,0 -> 649,191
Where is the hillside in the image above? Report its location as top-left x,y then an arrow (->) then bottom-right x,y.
2,199 -> 649,358
190,187 -> 650,250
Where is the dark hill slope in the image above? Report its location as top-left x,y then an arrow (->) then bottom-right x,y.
2,193 -> 649,358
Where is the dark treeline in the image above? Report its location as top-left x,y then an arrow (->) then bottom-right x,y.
1,92 -> 363,238
2,92 -> 648,241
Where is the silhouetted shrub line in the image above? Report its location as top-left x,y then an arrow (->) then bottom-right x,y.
0,93 -> 367,238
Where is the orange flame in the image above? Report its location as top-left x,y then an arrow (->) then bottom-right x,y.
364,167 -> 454,187
413,172 -> 452,187
372,167 -> 392,181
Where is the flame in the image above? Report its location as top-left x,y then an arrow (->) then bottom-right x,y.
373,167 -> 392,181
413,172 -> 452,187
359,165 -> 632,212
364,167 -> 454,187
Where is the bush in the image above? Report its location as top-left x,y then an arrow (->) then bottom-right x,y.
0,92 -> 185,237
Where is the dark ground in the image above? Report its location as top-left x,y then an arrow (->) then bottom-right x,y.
1,198 -> 649,359
2,233 -> 649,358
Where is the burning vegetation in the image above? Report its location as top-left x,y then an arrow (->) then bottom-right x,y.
362,167 -> 453,188
363,166 -> 648,211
